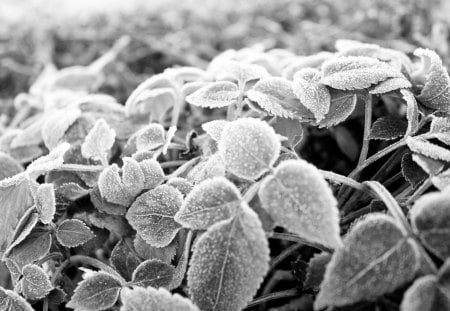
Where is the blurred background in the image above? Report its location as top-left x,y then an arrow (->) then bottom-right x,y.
0,0 -> 449,103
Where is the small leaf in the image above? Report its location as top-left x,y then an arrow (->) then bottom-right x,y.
401,89 -> 419,136
369,77 -> 412,94
81,119 -> 115,163
139,159 -> 165,190
0,287 -> 34,311
413,49 -> 450,113
131,259 -> 175,288
0,153 -> 23,181
26,143 -> 70,178
134,234 -> 177,263
293,68 -> 331,122
186,153 -> 226,184
368,116 -> 407,140
135,124 -> 166,152
406,137 -> 450,162
401,153 -> 427,189
186,81 -> 239,108
318,89 -> 357,128
410,191 -> 450,260
202,120 -> 228,142
42,109 -> 82,150
305,253 -> 332,291
67,271 -> 122,311
432,168 -> 450,191
121,157 -> 145,199
400,275 -> 449,311
247,77 -> 315,120
412,154 -> 445,176
175,177 -> 241,230
321,56 -> 402,90
3,208 -> 39,258
315,214 -> 420,309
21,264 -> 53,300
90,185 -> 127,215
187,204 -> 269,311
218,118 -> 280,180
270,117 -> 304,149
259,159 -> 342,249
126,185 -> 183,247
35,183 -> 56,224
7,229 -> 52,269
56,219 -> 94,248
98,164 -> 129,207
110,239 -> 141,281
120,286 -> 199,311
166,178 -> 193,197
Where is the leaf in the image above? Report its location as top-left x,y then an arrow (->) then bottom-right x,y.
318,89 -> 357,128
110,239 -> 141,281
0,153 -> 23,181
175,177 -> 241,230
218,61 -> 269,84
186,81 -> 239,108
413,49 -> 450,113
218,118 -> 280,180
21,264 -> 53,300
401,153 -> 427,189
259,159 -> 342,249
432,168 -> 450,191
412,154 -> 445,176
410,191 -> 450,260
186,153 -> 226,184
0,287 -> 34,311
134,234 -> 177,263
120,286 -> 199,311
56,219 -> 95,248
270,117 -> 304,149
7,229 -> 52,269
321,56 -> 402,90
81,119 -> 116,163
126,185 -> 183,247
292,68 -> 331,122
406,137 -> 450,162
315,214 -> 420,309
166,178 -> 193,197
282,52 -> 334,80
135,124 -> 166,152
369,77 -> 412,94
401,89 -> 419,136
139,159 -> 165,190
26,143 -> 70,178
98,164 -> 130,207
400,275 -> 450,311
187,204 -> 269,311
202,120 -> 229,142
247,77 -> 315,120
90,185 -> 127,215
42,108 -> 82,150
35,183 -> 56,224
131,259 -> 175,288
121,157 -> 145,199
67,271 -> 123,311
0,174 -> 34,256
368,116 -> 407,140
3,208 -> 39,259
304,253 -> 332,291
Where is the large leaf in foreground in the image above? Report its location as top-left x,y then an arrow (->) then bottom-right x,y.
259,159 -> 342,249
315,214 -> 420,309
187,204 -> 269,311
0,287 -> 33,311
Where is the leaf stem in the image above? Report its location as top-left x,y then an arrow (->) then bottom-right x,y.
55,164 -> 105,172
268,232 -> 333,253
243,180 -> 263,203
404,178 -> 433,206
318,169 -> 367,193
244,289 -> 299,310
160,160 -> 189,169
358,95 -> 373,166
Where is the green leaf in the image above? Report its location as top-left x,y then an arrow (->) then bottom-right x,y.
259,159 -> 342,249
247,77 -> 315,120
406,137 -> 450,162
21,264 -> 53,300
368,116 -> 407,140
187,204 -> 269,311
67,271 -> 123,311
35,183 -> 56,224
81,118 -> 116,163
186,81 -> 239,108
0,287 -> 34,311
315,214 -> 420,309
318,89 -> 357,128
120,286 -> 199,311
131,259 -> 175,288
218,118 -> 280,180
0,153 -> 23,181
305,253 -> 331,291
292,68 -> 331,122
413,49 -> 450,113
321,56 -> 402,90
134,234 -> 177,263
56,219 -> 95,248
410,191 -> 450,260
110,239 -> 141,281
175,177 -> 242,230
126,185 -> 183,247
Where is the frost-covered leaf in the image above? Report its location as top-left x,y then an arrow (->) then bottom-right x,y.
218,118 -> 280,180
202,120 -> 228,142
432,168 -> 450,191
187,204 -> 269,311
282,52 -> 334,80
81,119 -> 115,163
166,178 -> 193,197
98,164 -> 129,207
412,154 -> 445,176
369,77 -> 412,94
0,174 -> 34,256
175,177 -> 241,230
7,229 -> 52,269
247,77 -> 315,120
270,117 -> 304,149
292,68 -> 331,122
400,275 -> 450,311
134,234 -> 177,263
126,185 -> 183,247
26,143 -> 70,178
35,183 -> 55,224
406,137 -> 450,162
413,49 -> 450,113
401,89 -> 419,136
0,153 -> 23,181
321,56 -> 402,90
259,159 -> 342,249
304,253 -> 331,291
3,208 -> 39,258
120,286 -> 199,311
56,219 -> 94,248
410,191 -> 450,260
0,287 -> 34,311
110,239 -> 141,281
139,159 -> 165,190
318,89 -> 357,128
42,108 -> 82,150
121,157 -> 145,199
430,117 -> 450,134
368,116 -> 407,140
21,264 -> 53,300
90,185 -> 127,215
315,214 -> 420,309
135,124 -> 166,152
131,259 -> 174,288
67,271 -> 122,311
218,61 -> 269,84
401,153 -> 427,189
186,153 -> 226,184
186,81 -> 239,108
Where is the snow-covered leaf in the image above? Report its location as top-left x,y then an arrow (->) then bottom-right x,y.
412,154 -> 445,176
139,159 -> 165,190
318,89 -> 357,128
187,204 -> 269,311
6,229 -> 52,269
218,118 -> 280,180
432,168 -> 450,191
56,219 -> 94,248
81,119 -> 115,163
186,81 -> 239,108
0,287 -> 34,311
3,208 -> 39,258
368,116 -> 407,140
369,77 -> 412,94
121,157 -> 145,199
282,52 -> 334,80
21,264 -> 53,300
406,137 -> 450,162
126,185 -> 183,247
26,143 -> 70,178
98,164 -> 130,207
401,153 -> 427,189
166,178 -> 193,197
35,183 -> 55,224
259,159 -> 342,249
135,124 -> 166,152
186,153 -> 226,184
131,259 -> 174,288
315,214 -> 420,309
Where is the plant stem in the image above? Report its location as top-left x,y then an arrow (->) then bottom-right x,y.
404,178 -> 433,206
167,156 -> 200,178
269,243 -> 303,272
244,289 -> 299,310
318,169 -> 367,193
161,160 -> 188,168
243,180 -> 263,203
55,164 -> 105,172
358,95 -> 373,166
268,232 -> 333,253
